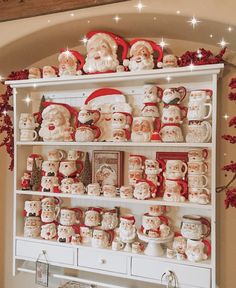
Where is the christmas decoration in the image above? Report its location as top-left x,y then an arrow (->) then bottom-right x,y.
78,152 -> 92,186
30,158 -> 42,191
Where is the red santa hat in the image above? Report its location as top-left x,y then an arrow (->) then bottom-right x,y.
58,49 -> 85,71
42,102 -> 79,127
120,214 -> 135,224
86,207 -> 103,214
86,30 -> 129,61
84,88 -> 126,107
129,38 -> 163,65
150,130 -> 162,142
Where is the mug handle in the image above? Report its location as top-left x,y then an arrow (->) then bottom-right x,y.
91,125 -> 101,139
202,239 -> 211,256
202,187 -> 210,195
203,162 -> 208,173
200,217 -> 211,238
180,106 -> 188,120
58,150 -> 64,161
203,103 -> 212,119
201,175 -> 209,187
178,180 -> 188,198
32,130 -> 38,141
71,208 -> 83,224
76,160 -> 84,175
107,230 -> 115,245
202,149 -> 208,159
202,121 -> 212,142
181,162 -> 188,177
176,86 -> 187,102
156,86 -> 163,98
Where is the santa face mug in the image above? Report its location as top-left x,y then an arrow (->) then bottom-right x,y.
188,174 -> 208,188
41,197 -> 60,223
162,54 -> 178,68
59,208 -> 82,226
186,121 -> 212,143
119,215 -> 136,244
188,149 -> 208,162
160,124 -> 184,142
84,208 -> 102,227
47,149 -> 64,161
132,242 -> 144,254
78,108 -> 100,125
111,112 -> 132,130
19,113 -> 38,130
75,125 -> 101,142
20,129 -> 37,141
128,170 -> 143,186
120,186 -> 133,199
189,89 -> 212,102
164,160 -> 188,180
24,217 -> 41,238
112,128 -> 129,142
188,187 -> 211,204
144,159 -> 162,175
101,209 -> 118,230
24,200 -> 41,217
181,215 -> 211,240
71,182 -> 86,195
79,226 -> 92,244
142,213 -> 168,232
143,85 -> 163,104
188,161 -> 208,175
42,160 -> 59,177
187,100 -> 212,121
148,205 -> 166,216
40,176 -> 59,193
162,86 -> 186,105
67,150 -> 84,161
131,117 -> 153,142
133,181 -> 155,200
92,228 -> 114,249
41,223 -> 57,240
43,66 -> 57,78
60,178 -> 74,194
59,161 -> 83,178
172,235 -> 187,255
186,239 -> 211,262
57,225 -> 74,243
102,184 -> 117,198
26,154 -> 43,172
112,240 -> 125,251
163,179 -> 188,202
87,183 -> 101,196
128,154 -> 145,170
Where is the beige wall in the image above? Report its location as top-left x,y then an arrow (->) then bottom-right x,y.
1,1 -> 236,287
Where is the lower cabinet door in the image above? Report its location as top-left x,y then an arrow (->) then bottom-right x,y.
131,257 -> 211,288
16,239 -> 76,266
78,247 -> 128,274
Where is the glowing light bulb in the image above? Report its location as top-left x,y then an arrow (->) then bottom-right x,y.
47,19 -> 51,23
135,1 -> 146,12
218,38 -> 229,48
188,16 -> 200,28
113,15 -> 121,23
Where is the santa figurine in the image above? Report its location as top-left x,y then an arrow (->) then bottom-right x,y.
58,49 -> 85,76
21,172 -> 31,190
43,66 -> 58,78
162,54 -> 178,68
124,39 -> 163,71
118,215 -> 136,252
28,67 -> 41,79
39,102 -> 78,142
83,30 -> 129,74
141,103 -> 160,118
133,179 -> 157,200
131,117 -> 154,142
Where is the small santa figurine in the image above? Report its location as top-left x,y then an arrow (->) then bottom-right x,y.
124,39 -> 163,71
21,172 -> 31,190
28,67 -> 41,79
39,102 -> 78,142
43,66 -> 58,78
58,49 -> 85,76
83,31 -> 129,74
118,215 -> 137,250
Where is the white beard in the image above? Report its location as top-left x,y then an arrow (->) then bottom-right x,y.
39,122 -> 70,141
128,56 -> 154,71
101,216 -> 118,230
119,227 -> 136,242
83,54 -> 119,73
145,167 -> 160,175
59,64 -> 77,76
75,129 -> 95,142
131,131 -> 151,142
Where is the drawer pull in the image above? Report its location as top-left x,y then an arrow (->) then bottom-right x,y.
98,258 -> 106,264
161,270 -> 177,288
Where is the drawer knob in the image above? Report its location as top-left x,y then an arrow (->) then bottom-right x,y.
99,258 -> 106,264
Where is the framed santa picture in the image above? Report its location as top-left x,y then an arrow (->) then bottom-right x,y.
92,150 -> 124,187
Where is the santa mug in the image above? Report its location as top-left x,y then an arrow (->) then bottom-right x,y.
131,117 -> 153,142
57,225 -> 74,243
159,124 -> 184,142
78,107 -> 100,125
41,197 -> 60,223
112,128 -> 130,142
189,89 -> 212,102
41,223 -> 57,240
144,159 -> 162,175
187,100 -> 212,121
24,200 -> 41,217
20,129 -> 37,141
43,65 -> 57,78
111,112 -> 132,130
163,179 -> 188,202
87,183 -> 101,196
112,240 -> 125,251
186,239 -> 211,262
60,178 -> 74,194
128,154 -> 145,170
75,125 -> 101,142
84,207 -> 102,227
47,149 -> 64,161
71,182 -> 86,195
101,209 -> 118,230
188,149 -> 208,162
141,103 -> 160,118
59,161 -> 83,178
102,184 -> 117,198
132,242 -> 144,254
120,186 -> 133,199
143,85 -> 163,104
42,160 -> 59,177
186,121 -> 212,143
79,225 -> 92,244
133,180 -> 156,200
148,205 -> 166,216
142,213 -> 168,233
188,161 -> 208,175
67,150 -> 84,161
162,105 -> 187,124
24,217 -> 41,238
162,54 -> 178,68
181,215 -> 211,240
40,176 -> 59,193
19,113 -> 38,130
59,208 -> 83,226
164,159 -> 188,180
188,174 -> 208,188
92,228 -> 114,249
128,170 -> 143,186
188,187 -> 211,204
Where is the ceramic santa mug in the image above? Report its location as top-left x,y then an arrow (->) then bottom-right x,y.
188,161 -> 208,175
26,154 -> 43,172
111,112 -> 132,130
71,182 -> 86,195
143,85 -> 163,104
163,179 -> 188,202
188,187 -> 211,204
57,225 -> 75,243
75,125 -> 101,142
47,149 -> 64,161
24,200 -> 41,217
59,208 -> 83,226
40,223 -> 57,240
162,54 -> 178,68
133,180 -> 156,200
186,239 -> 211,262
131,117 -> 153,142
161,105 -> 187,124
172,235 -> 187,256
187,100 -> 212,121
142,213 -> 168,232
101,209 -> 118,230
180,215 -> 211,240
40,176 -> 59,193
188,149 -> 208,162
19,113 -> 38,130
120,186 -> 133,199
112,128 -> 130,142
20,129 -> 37,141
84,207 -> 102,227
188,174 -> 208,188
132,242 -> 144,254
67,150 -> 84,161
128,170 -> 143,186
59,160 -> 83,177
24,217 -> 41,238
79,225 -> 92,244
112,240 -> 125,251
144,159 -> 162,175
92,228 -> 114,249
159,124 -> 184,142
41,197 -> 60,223
42,160 -> 59,177
78,107 -> 100,125
148,205 -> 166,216
164,160 -> 188,180
43,65 -> 57,78
87,183 -> 101,196
60,178 -> 74,194
186,121 -> 212,143
102,184 -> 117,198
189,89 -> 212,102
128,154 -> 145,170
162,87 -> 186,105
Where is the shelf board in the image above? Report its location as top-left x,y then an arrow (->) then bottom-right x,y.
15,141 -> 213,148
15,236 -> 212,269
7,64 -> 224,90
16,190 -> 213,210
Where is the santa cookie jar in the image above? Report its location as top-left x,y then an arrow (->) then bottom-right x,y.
58,49 -> 84,76
124,39 -> 163,71
39,102 -> 78,142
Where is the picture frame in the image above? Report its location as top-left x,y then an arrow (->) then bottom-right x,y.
92,150 -> 124,187
35,260 -> 49,287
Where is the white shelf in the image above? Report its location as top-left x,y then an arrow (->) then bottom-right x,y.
15,141 -> 213,148
16,190 -> 213,210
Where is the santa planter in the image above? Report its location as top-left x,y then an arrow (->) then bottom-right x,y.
124,39 -> 163,71
58,49 -> 84,76
83,30 -> 129,74
39,102 -> 78,142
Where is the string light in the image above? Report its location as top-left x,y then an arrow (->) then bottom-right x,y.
218,38 -> 229,48
153,17 -> 157,21
113,15 -> 121,23
188,16 -> 200,28
33,83 -> 37,88
0,75 -> 3,81
135,1 -> 146,12
223,114 -> 230,120
87,20 -> 90,24
159,38 -> 167,49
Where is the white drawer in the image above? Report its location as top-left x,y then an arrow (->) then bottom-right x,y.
78,248 -> 128,274
131,257 -> 211,288
16,239 -> 76,266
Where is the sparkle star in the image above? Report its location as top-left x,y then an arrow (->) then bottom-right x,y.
81,37 -> 88,45
135,1 -> 146,12
223,114 -> 229,120
218,38 -> 229,48
113,15 -> 121,23
159,38 -> 167,49
188,16 -> 200,28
